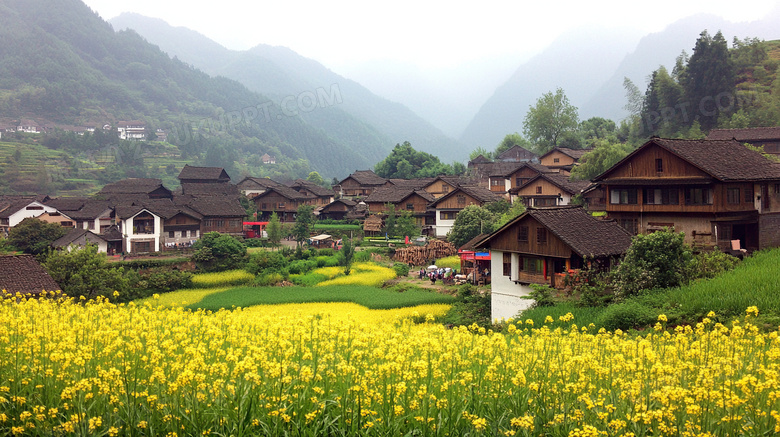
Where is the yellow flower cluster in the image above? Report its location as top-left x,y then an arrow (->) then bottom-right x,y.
1,296 -> 779,436
315,262 -> 396,287
190,269 -> 255,288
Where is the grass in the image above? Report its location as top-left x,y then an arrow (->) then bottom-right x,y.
518,303 -> 607,328
138,287 -> 231,307
185,284 -> 456,311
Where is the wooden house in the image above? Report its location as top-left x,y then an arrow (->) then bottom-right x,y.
98,178 -> 173,200
0,255 -> 61,295
490,162 -> 553,195
708,127 -> 780,158
539,147 -> 590,173
52,229 -> 109,253
509,173 -> 590,207
252,186 -> 311,222
364,186 -> 436,228
288,179 -> 334,206
429,186 -> 504,238
593,138 -> 780,251
336,170 -> 390,198
422,175 -> 476,199
476,206 -> 632,321
319,199 -> 358,221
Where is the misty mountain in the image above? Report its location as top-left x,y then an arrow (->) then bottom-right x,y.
458,26 -> 643,149
0,0 -> 389,178
582,9 -> 780,122
110,13 -> 468,162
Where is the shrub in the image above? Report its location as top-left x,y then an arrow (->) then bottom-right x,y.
611,230 -> 693,297
140,268 -> 193,294
192,232 -> 248,272
288,259 -> 318,275
596,301 -> 656,332
393,262 -> 410,277
442,284 -> 492,327
254,273 -> 285,286
246,251 -> 288,276
684,250 -> 740,281
525,284 -> 556,308
290,272 -> 329,287
317,248 -> 335,257
354,251 -> 371,262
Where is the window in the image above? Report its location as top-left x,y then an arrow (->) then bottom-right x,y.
535,186 -> 542,194
536,228 -> 547,244
503,253 -> 511,276
534,198 -> 557,207
553,158 -> 560,163
610,188 -> 638,204
278,202 -> 286,209
168,231 -> 175,238
718,224 -> 732,242
727,188 -> 740,205
521,257 -> 543,274
442,185 -> 449,193
643,188 -> 678,205
182,230 -> 188,237
261,203 -> 267,210
87,221 -> 95,230
618,218 -> 638,235
515,177 -> 528,187
684,187 -> 713,205
655,158 -> 663,173
406,203 -> 415,211
440,211 -> 457,220
457,195 -> 466,206
745,187 -> 754,203
491,179 -> 501,186
518,225 -> 529,242
26,205 -> 43,210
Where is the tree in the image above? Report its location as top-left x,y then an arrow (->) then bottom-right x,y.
7,218 -> 67,255
306,171 -> 324,186
44,244 -> 130,299
340,238 -> 355,276
495,200 -> 526,228
640,66 -> 685,137
383,203 -> 397,237
680,30 -> 735,131
192,232 -> 248,272
291,205 -> 315,247
374,141 -> 461,178
579,117 -> 617,142
611,230 -> 693,297
523,88 -> 580,154
395,211 -> 420,240
447,205 -> 496,249
267,212 -> 282,249
570,140 -> 633,181
469,147 -> 492,162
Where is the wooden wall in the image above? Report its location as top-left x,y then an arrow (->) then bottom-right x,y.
487,215 -> 573,258
541,151 -> 576,167
434,191 -> 483,210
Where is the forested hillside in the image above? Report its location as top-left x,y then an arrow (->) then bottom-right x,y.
0,0 -> 385,185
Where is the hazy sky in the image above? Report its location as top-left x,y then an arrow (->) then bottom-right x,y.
82,0 -> 779,72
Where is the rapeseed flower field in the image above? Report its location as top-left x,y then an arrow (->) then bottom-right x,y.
1,293 -> 780,436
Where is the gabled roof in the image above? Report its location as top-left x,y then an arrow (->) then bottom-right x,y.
99,178 -> 172,196
236,176 -> 284,190
288,179 -> 333,197
179,182 -> 240,197
424,175 -> 478,188
594,138 -> 780,182
183,197 -> 246,218
0,195 -> 51,219
0,255 -> 61,295
509,173 -> 590,195
339,170 -> 387,186
496,145 -> 538,162
478,206 -> 632,258
52,228 -> 107,248
491,161 -> 553,178
114,198 -> 203,220
321,198 -> 357,210
177,165 -> 231,182
460,233 -> 491,252
50,199 -> 112,221
388,177 -> 436,189
430,185 -> 504,208
468,154 -> 492,165
707,127 -> 780,142
540,147 -> 591,161
252,185 -> 309,202
364,186 -> 436,204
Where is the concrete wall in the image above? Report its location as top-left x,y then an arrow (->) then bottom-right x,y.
759,212 -> 780,249
490,250 -> 535,322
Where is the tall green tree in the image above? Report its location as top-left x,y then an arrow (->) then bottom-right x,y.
447,205 -> 497,249
291,205 -> 315,247
192,232 -> 248,272
680,30 -> 735,131
494,133 -> 532,156
570,140 -> 634,181
267,212 -> 282,249
374,141 -> 463,178
44,244 -> 130,299
641,66 -> 686,137
306,171 -> 324,186
523,88 -> 580,154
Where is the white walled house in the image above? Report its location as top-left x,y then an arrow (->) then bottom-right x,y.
429,186 -> 503,238
476,206 -> 632,322
118,208 -> 162,253
0,196 -> 57,234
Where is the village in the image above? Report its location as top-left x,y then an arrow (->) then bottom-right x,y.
2,127 -> 780,320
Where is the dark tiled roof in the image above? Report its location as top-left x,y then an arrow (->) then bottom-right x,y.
253,186 -> 309,202
0,195 -> 49,219
468,155 -> 492,165
481,206 -> 632,258
177,165 -> 231,182
496,145 -> 538,162
99,178 -> 169,194
101,225 -> 124,241
430,185 -> 504,208
183,197 -> 246,218
460,233 -> 491,251
341,170 -> 387,186
45,197 -> 89,212
491,161 -> 553,178
556,147 -> 591,160
707,127 -> 780,142
52,228 -> 107,248
596,138 -> 780,182
236,177 -> 284,189
288,179 -> 333,197
0,255 -> 61,295
57,200 -> 112,221
365,186 -> 436,204
388,178 -> 435,189
114,198 -> 203,220
179,183 -> 240,197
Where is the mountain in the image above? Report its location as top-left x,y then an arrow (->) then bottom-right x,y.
0,0 -> 388,179
458,26 -> 643,149
110,13 -> 468,162
582,10 -> 780,123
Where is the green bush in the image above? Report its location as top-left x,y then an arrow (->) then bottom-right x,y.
684,250 -> 740,282
254,273 -> 285,286
317,248 -> 335,257
611,230 -> 693,297
246,251 -> 288,276
288,259 -> 318,275
442,284 -> 492,327
290,272 -> 329,287
192,232 -> 248,272
393,262 -> 410,277
526,284 -> 556,308
596,301 -> 656,332
138,268 -> 193,294
354,251 -> 371,262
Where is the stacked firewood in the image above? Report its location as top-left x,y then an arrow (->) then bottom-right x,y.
392,240 -> 456,265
